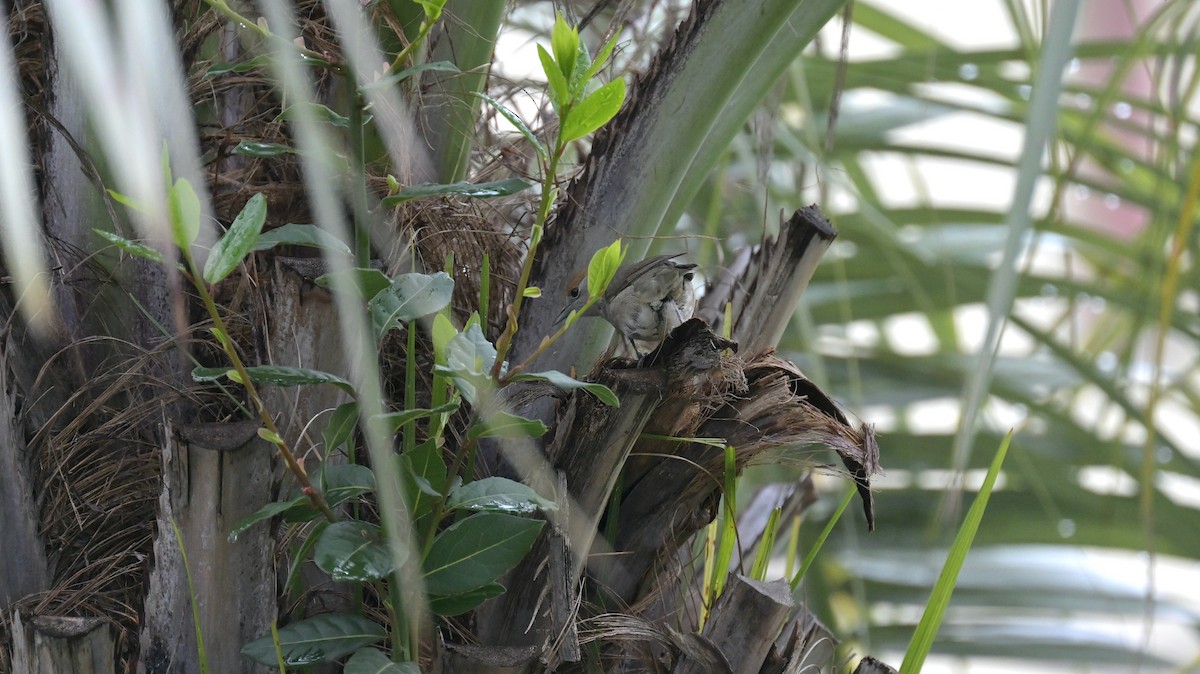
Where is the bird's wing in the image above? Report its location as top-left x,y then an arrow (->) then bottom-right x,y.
604,253 -> 684,301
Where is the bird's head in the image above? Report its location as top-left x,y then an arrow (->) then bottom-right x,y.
554,268 -> 596,325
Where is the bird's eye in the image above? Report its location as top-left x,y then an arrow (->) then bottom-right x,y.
569,287 -> 580,298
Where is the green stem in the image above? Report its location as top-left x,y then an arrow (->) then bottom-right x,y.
420,434 -> 479,559
184,259 -> 337,523
201,0 -> 336,69
388,18 -> 435,74
500,295 -> 597,382
489,147 -> 563,379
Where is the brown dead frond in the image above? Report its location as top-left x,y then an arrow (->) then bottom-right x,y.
1,332 -> 213,671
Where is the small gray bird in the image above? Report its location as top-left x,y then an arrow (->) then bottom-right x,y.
555,253 -> 697,357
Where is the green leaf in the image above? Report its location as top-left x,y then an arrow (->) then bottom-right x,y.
93,229 -> 165,264
228,496 -> 307,541
323,402 -> 359,453
192,365 -> 356,395
474,92 -> 547,161
314,521 -> 398,582
375,400 -> 460,435
167,178 -> 201,250
240,614 -> 385,666
257,427 -> 284,445
550,13 -> 578,83
284,463 -> 377,523
466,412 -> 547,442
364,60 -> 460,91
522,286 -> 541,298
204,55 -> 271,76
253,223 -> 352,255
315,463 -> 376,510
232,141 -> 295,158
900,432 -> 1012,674
204,193 -> 267,283
537,44 -> 568,111
583,33 -> 620,83
438,322 -> 498,405
315,463 -> 377,495
413,0 -> 446,20
432,313 -> 457,365
277,102 -> 353,128
508,370 -> 619,407
344,648 -> 420,674
369,272 -> 455,338
315,268 -> 392,301
428,582 -> 505,617
400,439 -> 447,522
106,188 -> 145,212
560,78 -> 626,143
587,239 -> 625,299
446,476 -> 557,514
423,512 -> 544,596
379,179 -> 533,206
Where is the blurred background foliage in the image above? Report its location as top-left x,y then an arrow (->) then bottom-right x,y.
636,0 -> 1200,669
503,0 -> 1199,670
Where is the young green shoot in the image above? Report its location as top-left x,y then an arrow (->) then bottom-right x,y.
487,15 -> 625,377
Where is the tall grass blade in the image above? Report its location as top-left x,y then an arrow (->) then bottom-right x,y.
900,431 -> 1013,674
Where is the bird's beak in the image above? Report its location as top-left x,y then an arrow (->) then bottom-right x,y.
554,302 -> 575,326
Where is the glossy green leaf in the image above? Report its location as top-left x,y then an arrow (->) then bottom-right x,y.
508,370 -> 619,407
375,400 -> 460,435
204,193 -> 266,283
284,463 -> 376,523
240,613 -> 385,666
344,648 -> 420,674
549,13 -> 578,83
560,78 -> 626,143
437,322 -> 498,405
583,33 -> 621,83
253,223 -> 352,255
537,44 -> 568,110
323,402 -> 359,453
423,512 -> 544,596
314,521 -> 398,582
192,365 -> 356,395
400,439 -> 447,522
587,239 -> 625,300
228,496 -> 307,541
93,229 -> 165,264
428,582 -> 505,617
232,141 -> 295,157
315,268 -> 392,301
446,476 -> 557,514
379,179 -> 532,206
369,272 -> 455,338
465,412 -> 547,442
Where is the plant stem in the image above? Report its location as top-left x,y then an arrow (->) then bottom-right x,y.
184,259 -> 337,523
201,0 -> 336,69
419,433 -> 479,559
490,147 -> 563,378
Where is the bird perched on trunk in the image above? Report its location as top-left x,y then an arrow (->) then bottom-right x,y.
555,253 -> 697,357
